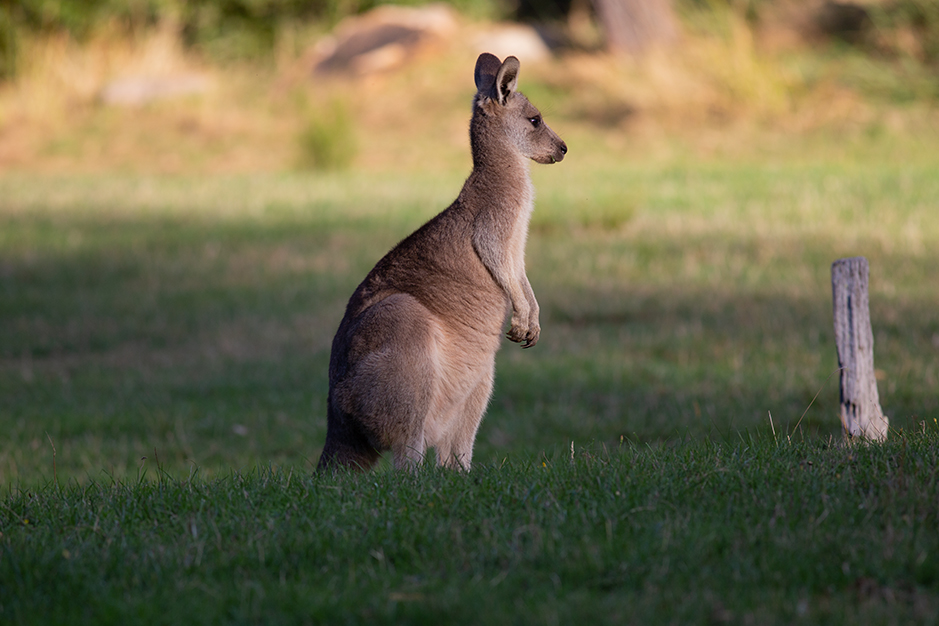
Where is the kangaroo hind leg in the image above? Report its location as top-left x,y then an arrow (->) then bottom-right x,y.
333,294 -> 441,471
437,362 -> 495,471
317,416 -> 381,472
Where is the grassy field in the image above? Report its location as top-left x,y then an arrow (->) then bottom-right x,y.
2,434 -> 939,624
3,145 -> 939,625
2,151 -> 938,484
2,11 -> 939,618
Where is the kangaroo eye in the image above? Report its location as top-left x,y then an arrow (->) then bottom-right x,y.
529,116 -> 541,128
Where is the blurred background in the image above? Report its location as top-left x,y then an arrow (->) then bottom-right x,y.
1,0 -> 938,483
1,0 -> 937,173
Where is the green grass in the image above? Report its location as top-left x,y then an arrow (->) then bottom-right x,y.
1,149 -> 938,621
2,435 -> 939,624
1,157 -> 938,485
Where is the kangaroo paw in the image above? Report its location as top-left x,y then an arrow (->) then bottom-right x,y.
522,324 -> 540,349
507,323 -> 539,348
506,325 -> 527,344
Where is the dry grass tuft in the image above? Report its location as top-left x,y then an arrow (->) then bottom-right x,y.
1,23 -> 192,122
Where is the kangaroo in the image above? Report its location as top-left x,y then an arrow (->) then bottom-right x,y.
317,53 -> 567,472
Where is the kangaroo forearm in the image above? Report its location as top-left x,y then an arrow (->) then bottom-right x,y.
521,273 -> 538,316
481,258 -> 529,317
472,221 -> 532,312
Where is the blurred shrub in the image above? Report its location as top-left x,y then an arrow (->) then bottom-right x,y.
178,1 -> 326,62
1,0 -> 936,80
675,0 -> 769,23
870,0 -> 939,65
297,102 -> 357,171
2,0 -> 165,38
0,6 -> 15,80
0,0 -> 505,73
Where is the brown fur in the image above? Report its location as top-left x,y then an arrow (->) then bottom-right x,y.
317,53 -> 567,472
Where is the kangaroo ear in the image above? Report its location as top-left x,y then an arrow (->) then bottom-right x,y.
493,56 -> 519,105
474,52 -> 502,95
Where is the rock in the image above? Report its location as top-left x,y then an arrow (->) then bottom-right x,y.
99,74 -> 209,106
471,23 -> 551,62
312,4 -> 458,76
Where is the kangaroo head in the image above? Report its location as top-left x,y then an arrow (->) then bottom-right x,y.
472,53 -> 567,165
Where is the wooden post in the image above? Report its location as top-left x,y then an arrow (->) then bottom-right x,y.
590,0 -> 678,54
831,257 -> 889,440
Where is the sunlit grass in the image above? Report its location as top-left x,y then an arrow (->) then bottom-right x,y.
1,149 -> 937,485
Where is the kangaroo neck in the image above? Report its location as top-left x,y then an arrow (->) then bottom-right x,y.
470,122 -> 528,172
467,146 -> 532,202
462,157 -> 533,217
471,147 -> 529,173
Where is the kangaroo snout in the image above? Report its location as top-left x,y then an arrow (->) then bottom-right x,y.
541,139 -> 567,165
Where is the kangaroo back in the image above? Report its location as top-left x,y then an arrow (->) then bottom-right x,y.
317,53 -> 567,472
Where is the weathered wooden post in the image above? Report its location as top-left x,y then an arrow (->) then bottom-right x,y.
831,257 -> 889,440
590,0 -> 678,54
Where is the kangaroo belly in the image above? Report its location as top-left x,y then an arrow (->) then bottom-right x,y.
330,292 -> 501,429
417,313 -> 498,451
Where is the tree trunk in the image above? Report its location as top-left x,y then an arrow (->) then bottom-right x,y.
590,0 -> 678,54
831,257 -> 889,441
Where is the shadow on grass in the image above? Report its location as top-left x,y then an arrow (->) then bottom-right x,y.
1,184 -> 937,482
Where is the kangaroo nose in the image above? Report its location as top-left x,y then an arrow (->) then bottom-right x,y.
560,142 -> 568,155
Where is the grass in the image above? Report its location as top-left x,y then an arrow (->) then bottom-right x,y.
2,11 -> 939,620
2,434 -> 939,624
2,153 -> 939,485
296,100 -> 357,170
2,147 -> 939,625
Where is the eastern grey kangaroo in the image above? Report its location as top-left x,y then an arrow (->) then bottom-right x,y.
317,53 -> 567,472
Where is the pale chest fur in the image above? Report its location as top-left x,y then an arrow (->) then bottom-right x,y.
506,178 -> 535,274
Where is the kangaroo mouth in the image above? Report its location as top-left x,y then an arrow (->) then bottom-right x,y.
540,141 -> 568,165
536,153 -> 564,165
